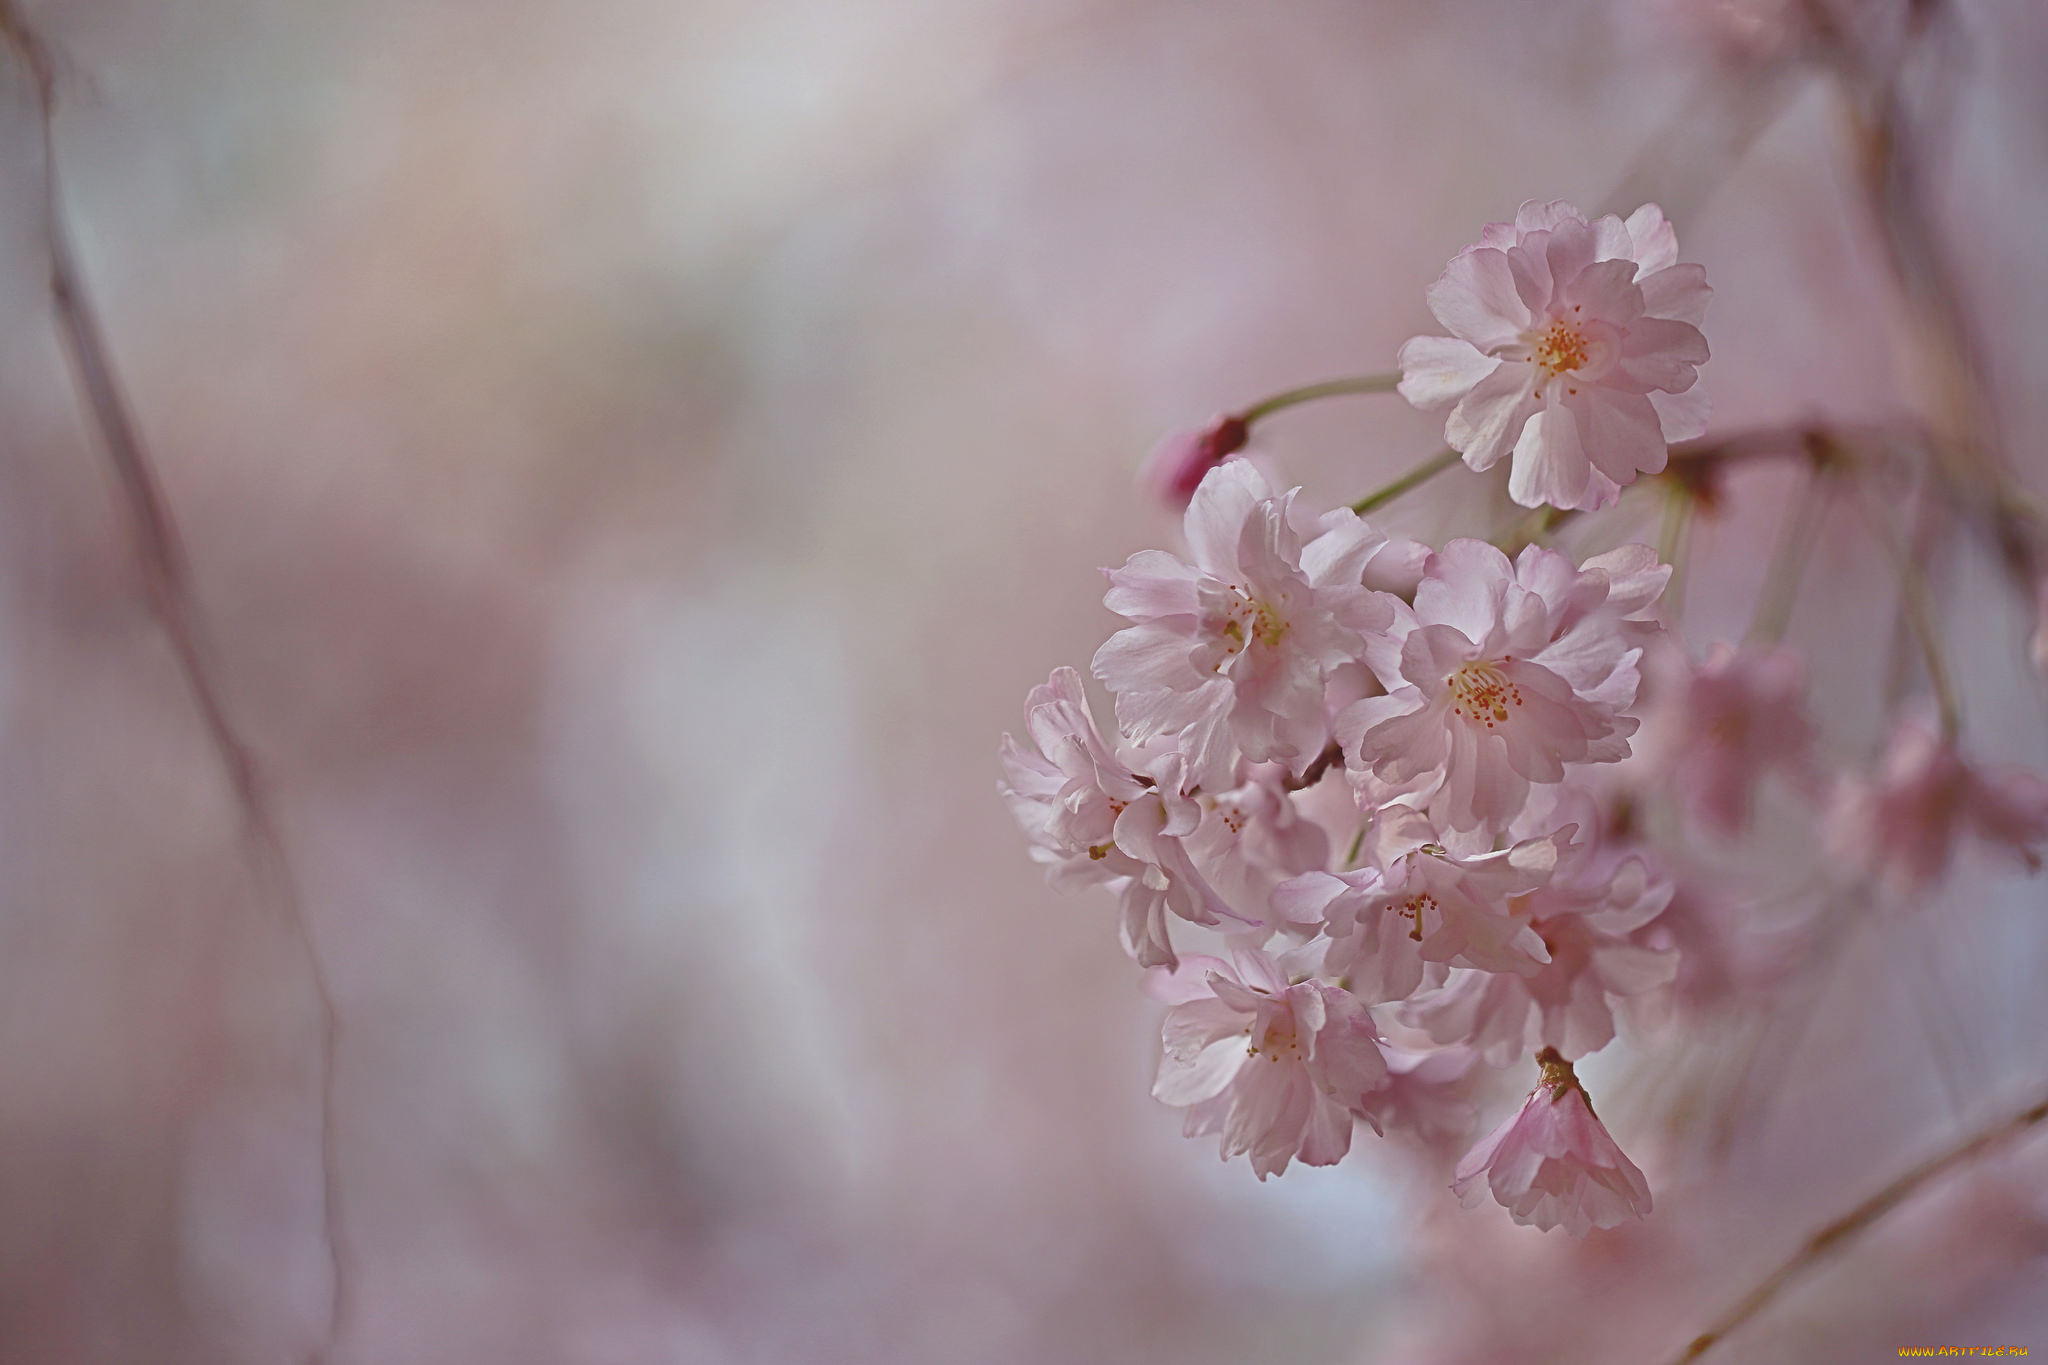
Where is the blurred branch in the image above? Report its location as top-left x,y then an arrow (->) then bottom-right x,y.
1744,460 -> 1834,645
1603,60 -> 1808,224
1849,476 -> 1962,738
1665,1087 -> 2048,1364
0,7 -> 349,1358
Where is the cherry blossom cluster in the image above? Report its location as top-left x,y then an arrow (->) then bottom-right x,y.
1001,199 -> 2048,1239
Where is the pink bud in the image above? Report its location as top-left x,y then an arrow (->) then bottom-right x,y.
1139,413 -> 1249,509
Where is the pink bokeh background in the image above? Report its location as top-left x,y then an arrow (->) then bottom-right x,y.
0,1 -> 2044,1360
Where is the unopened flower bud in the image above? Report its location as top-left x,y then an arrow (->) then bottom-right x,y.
1140,413 -> 1250,509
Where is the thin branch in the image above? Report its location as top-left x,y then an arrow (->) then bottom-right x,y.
1658,479 -> 1693,626
1285,741 -> 1341,792
0,10 -> 349,1358
1745,464 -> 1833,645
1351,446 -> 1461,517
1238,372 -> 1399,425
1492,503 -> 1578,557
1665,1087 -> 2048,1365
1666,419 -> 1925,474
1602,59 -> 1808,226
1850,480 -> 1962,738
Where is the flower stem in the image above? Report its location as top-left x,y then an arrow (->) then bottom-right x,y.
1351,446 -> 1462,517
1239,372 -> 1400,424
0,5 -> 353,1348
1663,1087 -> 2048,1365
1341,826 -> 1367,870
1284,741 -> 1342,792
1659,480 -> 1694,625
1492,503 -> 1578,557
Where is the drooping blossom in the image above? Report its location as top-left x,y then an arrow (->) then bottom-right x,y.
1149,949 -> 1388,1179
1140,413 -> 1250,509
1399,200 -> 1710,510
1452,1049 -> 1653,1234
1338,539 -> 1667,836
1652,641 -> 1815,837
999,667 -> 1235,966
1404,845 -> 1676,1064
1094,459 -> 1400,789
1275,805 -> 1563,993
1825,715 -> 2048,892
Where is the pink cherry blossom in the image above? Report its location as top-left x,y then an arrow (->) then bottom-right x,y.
1185,764 -> 1331,930
1139,413 -> 1250,509
1094,459 -> 1399,790
1148,950 -> 1388,1179
1452,1050 -> 1652,1234
1399,200 -> 1710,510
1275,805 -> 1562,992
1337,539 -> 1666,836
1825,716 -> 2048,892
998,667 -> 1234,966
1654,642 -> 1815,837
1404,849 -> 1676,1064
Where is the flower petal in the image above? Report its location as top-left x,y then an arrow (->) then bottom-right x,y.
1398,334 -> 1501,411
1449,362 -> 1540,473
1428,247 -> 1532,351
1506,402 -> 1591,509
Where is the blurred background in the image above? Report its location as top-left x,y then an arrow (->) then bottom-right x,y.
0,1 -> 2045,1361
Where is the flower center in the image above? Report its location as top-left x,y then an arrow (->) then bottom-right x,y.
1535,1047 -> 1588,1107
1399,892 -> 1439,942
1245,1012 -> 1303,1062
1446,659 -> 1523,728
1210,797 -> 1248,835
1531,319 -> 1590,376
1217,588 -> 1288,665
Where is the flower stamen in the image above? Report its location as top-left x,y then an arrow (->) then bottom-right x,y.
1446,660 -> 1523,729
1531,319 -> 1590,376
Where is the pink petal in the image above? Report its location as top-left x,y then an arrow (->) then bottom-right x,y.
1104,549 -> 1205,619
1588,211 -> 1634,263
1623,203 -> 1680,272
1182,458 -> 1271,577
1415,541 -> 1512,645
1515,199 -> 1585,234
1617,317 -> 1709,392
1649,385 -> 1710,442
1637,261 -> 1710,326
1507,402 -> 1591,509
1559,257 -> 1645,328
1154,1038 -> 1249,1106
1398,334 -> 1501,411
1092,621 -> 1199,694
1428,247 -> 1532,351
1449,361 -> 1540,472
1571,387 -> 1668,485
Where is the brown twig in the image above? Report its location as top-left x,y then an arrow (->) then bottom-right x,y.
1664,1088 -> 2048,1364
1286,741 -> 1341,792
0,8 -> 349,1358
